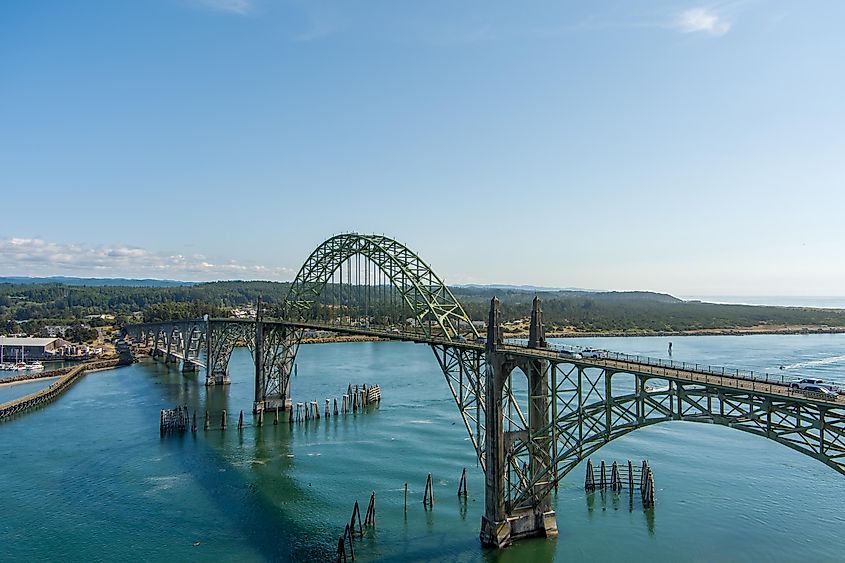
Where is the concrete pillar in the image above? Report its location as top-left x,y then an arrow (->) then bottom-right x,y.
253,301 -> 264,414
480,297 -> 557,548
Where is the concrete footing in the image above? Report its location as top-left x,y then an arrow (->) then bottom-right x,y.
205,371 -> 231,386
252,398 -> 292,414
480,509 -> 557,548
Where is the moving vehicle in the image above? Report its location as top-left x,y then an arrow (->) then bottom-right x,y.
801,384 -> 839,400
559,349 -> 583,359
790,378 -> 840,392
581,348 -> 608,359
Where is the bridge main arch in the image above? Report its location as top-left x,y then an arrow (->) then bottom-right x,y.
255,233 -> 488,460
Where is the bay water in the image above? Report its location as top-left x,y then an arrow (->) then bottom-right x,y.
2,334 -> 845,561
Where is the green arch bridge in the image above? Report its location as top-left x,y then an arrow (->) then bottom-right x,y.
124,233 -> 845,548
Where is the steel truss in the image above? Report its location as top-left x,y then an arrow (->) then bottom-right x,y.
501,360 -> 845,514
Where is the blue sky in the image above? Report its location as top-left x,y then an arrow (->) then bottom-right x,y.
1,1 -> 843,296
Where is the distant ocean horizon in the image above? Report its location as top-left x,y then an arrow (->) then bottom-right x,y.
683,296 -> 845,309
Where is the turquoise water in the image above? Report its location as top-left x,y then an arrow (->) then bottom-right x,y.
2,335 -> 845,561
0,377 -> 60,404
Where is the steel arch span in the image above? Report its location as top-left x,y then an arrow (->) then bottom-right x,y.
256,233 -> 488,463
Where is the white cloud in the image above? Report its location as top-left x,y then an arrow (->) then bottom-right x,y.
675,7 -> 731,36
194,0 -> 252,16
0,238 -> 295,281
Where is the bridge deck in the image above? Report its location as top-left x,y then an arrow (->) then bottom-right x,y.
129,318 -> 844,409
279,321 -> 843,408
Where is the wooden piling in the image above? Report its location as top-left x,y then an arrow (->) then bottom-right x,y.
337,533 -> 347,563
457,467 -> 468,497
627,460 -> 634,493
600,460 -> 607,490
350,501 -> 363,537
312,400 -> 320,419
274,406 -> 279,425
257,409 -> 263,427
585,459 -> 595,491
333,397 -> 339,416
191,410 -> 197,432
364,491 -> 376,527
204,410 -> 210,431
342,395 -> 348,414
221,410 -> 227,430
325,399 -> 331,419
423,473 -> 434,508
404,482 -> 408,513
611,461 -> 621,492
345,523 -> 355,561
238,410 -> 244,431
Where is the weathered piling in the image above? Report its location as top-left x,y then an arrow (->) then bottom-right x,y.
350,501 -> 363,537
600,460 -> 607,490
585,459 -> 595,491
191,410 -> 197,432
628,460 -> 634,493
342,395 -> 349,414
204,410 -> 210,431
289,405 -> 294,424
159,406 -> 189,434
611,461 -> 622,492
325,399 -> 331,419
312,400 -> 320,419
457,467 -> 468,498
274,406 -> 279,425
364,492 -> 376,527
333,397 -> 339,416
257,409 -> 264,427
221,409 -> 227,430
343,523 -> 354,561
404,482 -> 408,513
423,473 -> 434,508
337,533 -> 347,563
238,410 -> 244,431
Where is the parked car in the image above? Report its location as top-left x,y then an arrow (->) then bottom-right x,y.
801,385 -> 839,400
581,348 -> 608,359
559,349 -> 583,359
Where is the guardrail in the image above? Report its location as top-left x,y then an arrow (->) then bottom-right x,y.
0,359 -> 120,420
502,338 -> 825,388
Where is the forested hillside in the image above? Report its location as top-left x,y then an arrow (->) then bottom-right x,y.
1,280 -> 844,335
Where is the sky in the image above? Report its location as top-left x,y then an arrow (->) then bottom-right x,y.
1,1 -> 843,296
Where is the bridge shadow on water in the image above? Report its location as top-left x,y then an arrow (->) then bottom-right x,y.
151,367 -> 334,561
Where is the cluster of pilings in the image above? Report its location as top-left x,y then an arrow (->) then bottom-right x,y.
336,467 -> 469,561
585,459 -> 656,508
336,492 -> 377,562
159,406 -> 189,434
290,384 -> 381,424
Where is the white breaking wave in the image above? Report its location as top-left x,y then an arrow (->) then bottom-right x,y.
780,355 -> 845,370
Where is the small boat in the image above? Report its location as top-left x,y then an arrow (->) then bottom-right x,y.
25,361 -> 44,371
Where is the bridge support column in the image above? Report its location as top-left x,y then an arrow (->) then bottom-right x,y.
182,360 -> 198,373
480,297 -> 557,548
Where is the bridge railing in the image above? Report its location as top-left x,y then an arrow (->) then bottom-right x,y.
502,338 -> 804,388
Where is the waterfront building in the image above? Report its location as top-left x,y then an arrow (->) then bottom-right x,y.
0,336 -> 71,360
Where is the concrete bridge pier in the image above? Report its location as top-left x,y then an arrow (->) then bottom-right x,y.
182,360 -> 199,373
480,297 -> 557,548
252,304 -> 293,414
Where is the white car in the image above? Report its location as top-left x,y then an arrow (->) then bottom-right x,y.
581,348 -> 607,359
790,378 -> 839,391
559,349 -> 583,360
